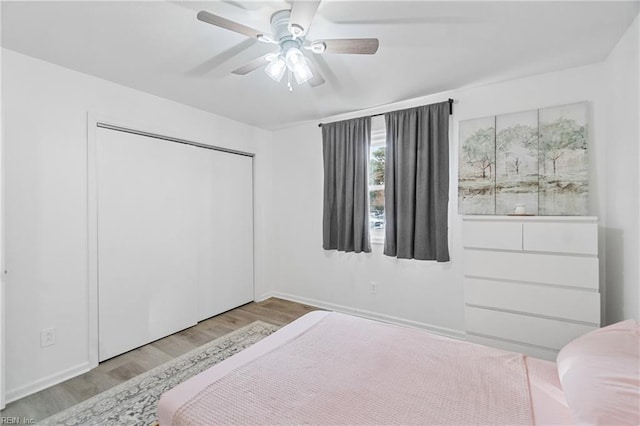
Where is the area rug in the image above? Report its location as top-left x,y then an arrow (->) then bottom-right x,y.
39,321 -> 280,426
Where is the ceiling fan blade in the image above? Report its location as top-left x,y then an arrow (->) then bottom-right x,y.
288,0 -> 321,37
305,59 -> 325,87
197,10 -> 265,39
330,17 -> 483,25
316,38 -> 379,54
187,39 -> 257,77
232,54 -> 272,75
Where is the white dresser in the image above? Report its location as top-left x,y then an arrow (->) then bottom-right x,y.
462,216 -> 600,360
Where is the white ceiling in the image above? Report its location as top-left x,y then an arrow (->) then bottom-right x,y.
2,1 -> 638,130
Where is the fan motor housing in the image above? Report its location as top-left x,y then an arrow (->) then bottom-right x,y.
271,10 -> 299,43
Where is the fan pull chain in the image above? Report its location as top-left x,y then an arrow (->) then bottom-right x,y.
287,70 -> 293,92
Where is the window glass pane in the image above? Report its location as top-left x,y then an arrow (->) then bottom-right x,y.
369,146 -> 385,186
369,188 -> 385,241
369,141 -> 385,241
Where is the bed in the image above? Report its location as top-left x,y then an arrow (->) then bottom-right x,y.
158,311 -> 639,425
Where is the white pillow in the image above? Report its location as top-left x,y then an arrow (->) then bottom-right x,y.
556,320 -> 640,425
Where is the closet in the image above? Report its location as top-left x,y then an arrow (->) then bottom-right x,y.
94,125 -> 253,361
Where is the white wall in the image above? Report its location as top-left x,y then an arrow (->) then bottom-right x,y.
603,15 -> 640,323
1,48 -> 272,402
265,62 -> 615,334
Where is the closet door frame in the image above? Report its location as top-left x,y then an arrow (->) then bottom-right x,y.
86,113 -> 255,368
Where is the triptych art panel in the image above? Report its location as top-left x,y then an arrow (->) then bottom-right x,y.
458,102 -> 588,216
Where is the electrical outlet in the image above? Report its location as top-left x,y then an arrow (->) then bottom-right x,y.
370,281 -> 378,295
40,327 -> 56,348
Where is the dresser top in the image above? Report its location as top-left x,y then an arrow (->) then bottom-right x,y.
462,215 -> 598,223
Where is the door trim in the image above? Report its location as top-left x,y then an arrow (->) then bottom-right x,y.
96,122 -> 254,158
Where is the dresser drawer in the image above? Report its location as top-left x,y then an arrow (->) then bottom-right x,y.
465,306 -> 597,350
464,249 -> 599,290
464,278 -> 600,324
463,220 -> 522,250
523,222 -> 597,255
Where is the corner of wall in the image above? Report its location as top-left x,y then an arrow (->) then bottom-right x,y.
602,13 -> 640,323
252,128 -> 277,300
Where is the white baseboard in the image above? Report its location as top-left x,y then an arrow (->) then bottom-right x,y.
257,291 -> 465,340
5,361 -> 92,404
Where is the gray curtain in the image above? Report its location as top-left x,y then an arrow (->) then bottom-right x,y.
384,102 -> 450,261
322,117 -> 371,253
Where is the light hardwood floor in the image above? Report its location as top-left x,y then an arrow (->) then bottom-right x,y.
1,297 -> 319,421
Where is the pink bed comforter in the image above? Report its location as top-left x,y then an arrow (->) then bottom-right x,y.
165,312 -> 534,425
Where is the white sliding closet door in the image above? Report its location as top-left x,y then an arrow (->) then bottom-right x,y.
195,150 -> 253,321
96,127 -> 254,361
97,129 -> 200,360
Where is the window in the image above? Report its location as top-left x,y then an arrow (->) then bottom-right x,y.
369,117 -> 386,244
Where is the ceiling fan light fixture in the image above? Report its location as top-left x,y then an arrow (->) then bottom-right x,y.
285,47 -> 306,71
293,60 -> 313,84
284,47 -> 313,84
265,56 -> 287,82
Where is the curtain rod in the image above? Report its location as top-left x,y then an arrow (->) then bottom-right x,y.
318,98 -> 454,127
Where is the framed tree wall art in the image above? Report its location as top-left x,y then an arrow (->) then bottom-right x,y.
458,116 -> 496,214
458,101 -> 589,216
495,110 -> 539,215
538,103 -> 589,215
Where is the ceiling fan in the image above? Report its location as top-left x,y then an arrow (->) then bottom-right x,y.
197,1 -> 379,90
